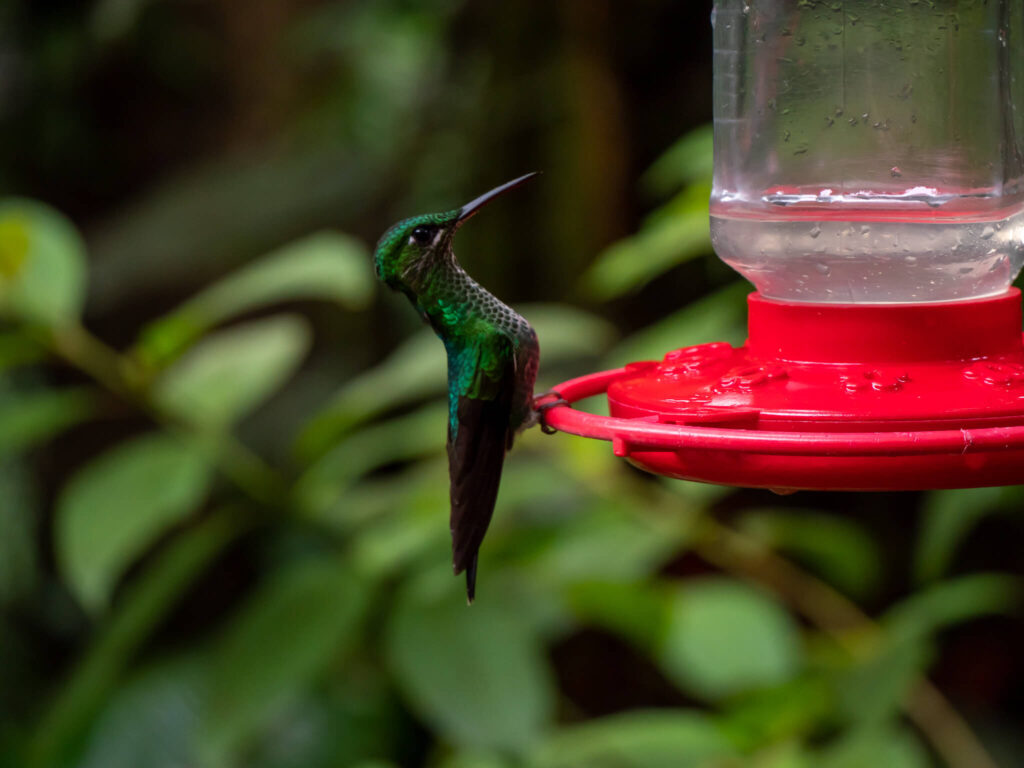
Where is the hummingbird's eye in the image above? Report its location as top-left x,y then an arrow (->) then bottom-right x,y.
410,226 -> 434,245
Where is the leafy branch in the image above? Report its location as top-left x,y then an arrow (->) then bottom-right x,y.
692,515 -> 1003,768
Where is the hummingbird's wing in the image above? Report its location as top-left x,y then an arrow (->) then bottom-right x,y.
446,336 -> 515,602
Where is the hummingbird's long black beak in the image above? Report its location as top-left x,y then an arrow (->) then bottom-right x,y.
455,172 -> 539,228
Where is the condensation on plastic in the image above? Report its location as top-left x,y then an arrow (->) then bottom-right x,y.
710,0 -> 1024,303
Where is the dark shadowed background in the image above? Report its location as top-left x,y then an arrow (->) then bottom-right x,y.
0,2 -> 1022,767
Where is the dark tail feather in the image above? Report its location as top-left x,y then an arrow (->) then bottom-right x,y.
448,391 -> 511,607
464,554 -> 478,604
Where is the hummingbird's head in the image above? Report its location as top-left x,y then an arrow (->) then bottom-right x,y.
373,209 -> 459,290
373,172 -> 539,291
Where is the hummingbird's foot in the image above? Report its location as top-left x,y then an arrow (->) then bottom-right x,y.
534,390 -> 569,434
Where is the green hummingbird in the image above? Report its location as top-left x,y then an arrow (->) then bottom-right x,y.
374,173 -> 559,602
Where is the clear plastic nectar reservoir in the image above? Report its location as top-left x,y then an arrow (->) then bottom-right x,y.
710,0 -> 1024,302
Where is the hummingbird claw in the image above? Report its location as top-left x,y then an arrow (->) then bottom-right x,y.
534,390 -> 569,434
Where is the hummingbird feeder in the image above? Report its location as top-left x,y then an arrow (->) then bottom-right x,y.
543,0 -> 1024,491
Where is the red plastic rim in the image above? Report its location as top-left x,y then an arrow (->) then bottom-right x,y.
541,367 -> 1024,457
540,290 -> 1024,491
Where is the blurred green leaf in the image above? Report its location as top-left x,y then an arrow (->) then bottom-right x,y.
242,676 -> 405,768
30,512 -> 238,768
834,640 -> 928,726
565,580 -> 671,652
308,454 -> 443,531
489,450 -> 585,522
437,753 -> 512,768
478,570 -> 572,646
295,402 -> 447,516
346,453 -> 576,583
90,0 -> 159,42
740,510 -> 881,600
580,122 -> 713,302
834,574 -> 1016,728
543,416 -> 620,483
915,487 -> 1009,583
88,145 -> 387,311
0,199 -> 87,326
348,474 -> 448,580
0,388 -> 94,458
748,741 -> 814,768
76,658 -> 204,768
56,432 -> 214,611
523,499 -> 692,587
530,710 -> 736,768
295,333 -> 444,462
721,676 -> 832,749
581,185 -> 711,300
288,2 -> 451,153
658,578 -> 802,701
154,315 -> 311,428
659,476 -> 735,507
138,232 -> 372,367
523,304 -> 618,371
608,281 -> 748,366
0,333 -> 45,372
296,304 -> 615,460
386,568 -> 555,753
193,231 -> 373,313
201,557 -> 369,766
0,623 -> 35,760
343,452 -> 586,589
641,125 -> 714,198
883,573 -> 1021,644
0,460 -> 39,604
818,726 -> 929,768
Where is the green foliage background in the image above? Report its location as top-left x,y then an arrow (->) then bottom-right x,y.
0,2 -> 1022,768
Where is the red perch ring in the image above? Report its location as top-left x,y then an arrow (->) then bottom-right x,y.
541,289 -> 1024,491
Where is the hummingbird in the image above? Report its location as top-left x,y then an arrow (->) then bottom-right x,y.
374,173 -> 560,603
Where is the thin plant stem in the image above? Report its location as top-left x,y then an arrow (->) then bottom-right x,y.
26,320 -> 291,768
46,322 -> 290,506
27,510 -> 245,768
691,515 -> 1000,768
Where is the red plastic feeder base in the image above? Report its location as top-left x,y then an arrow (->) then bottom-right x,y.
543,289 -> 1024,491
